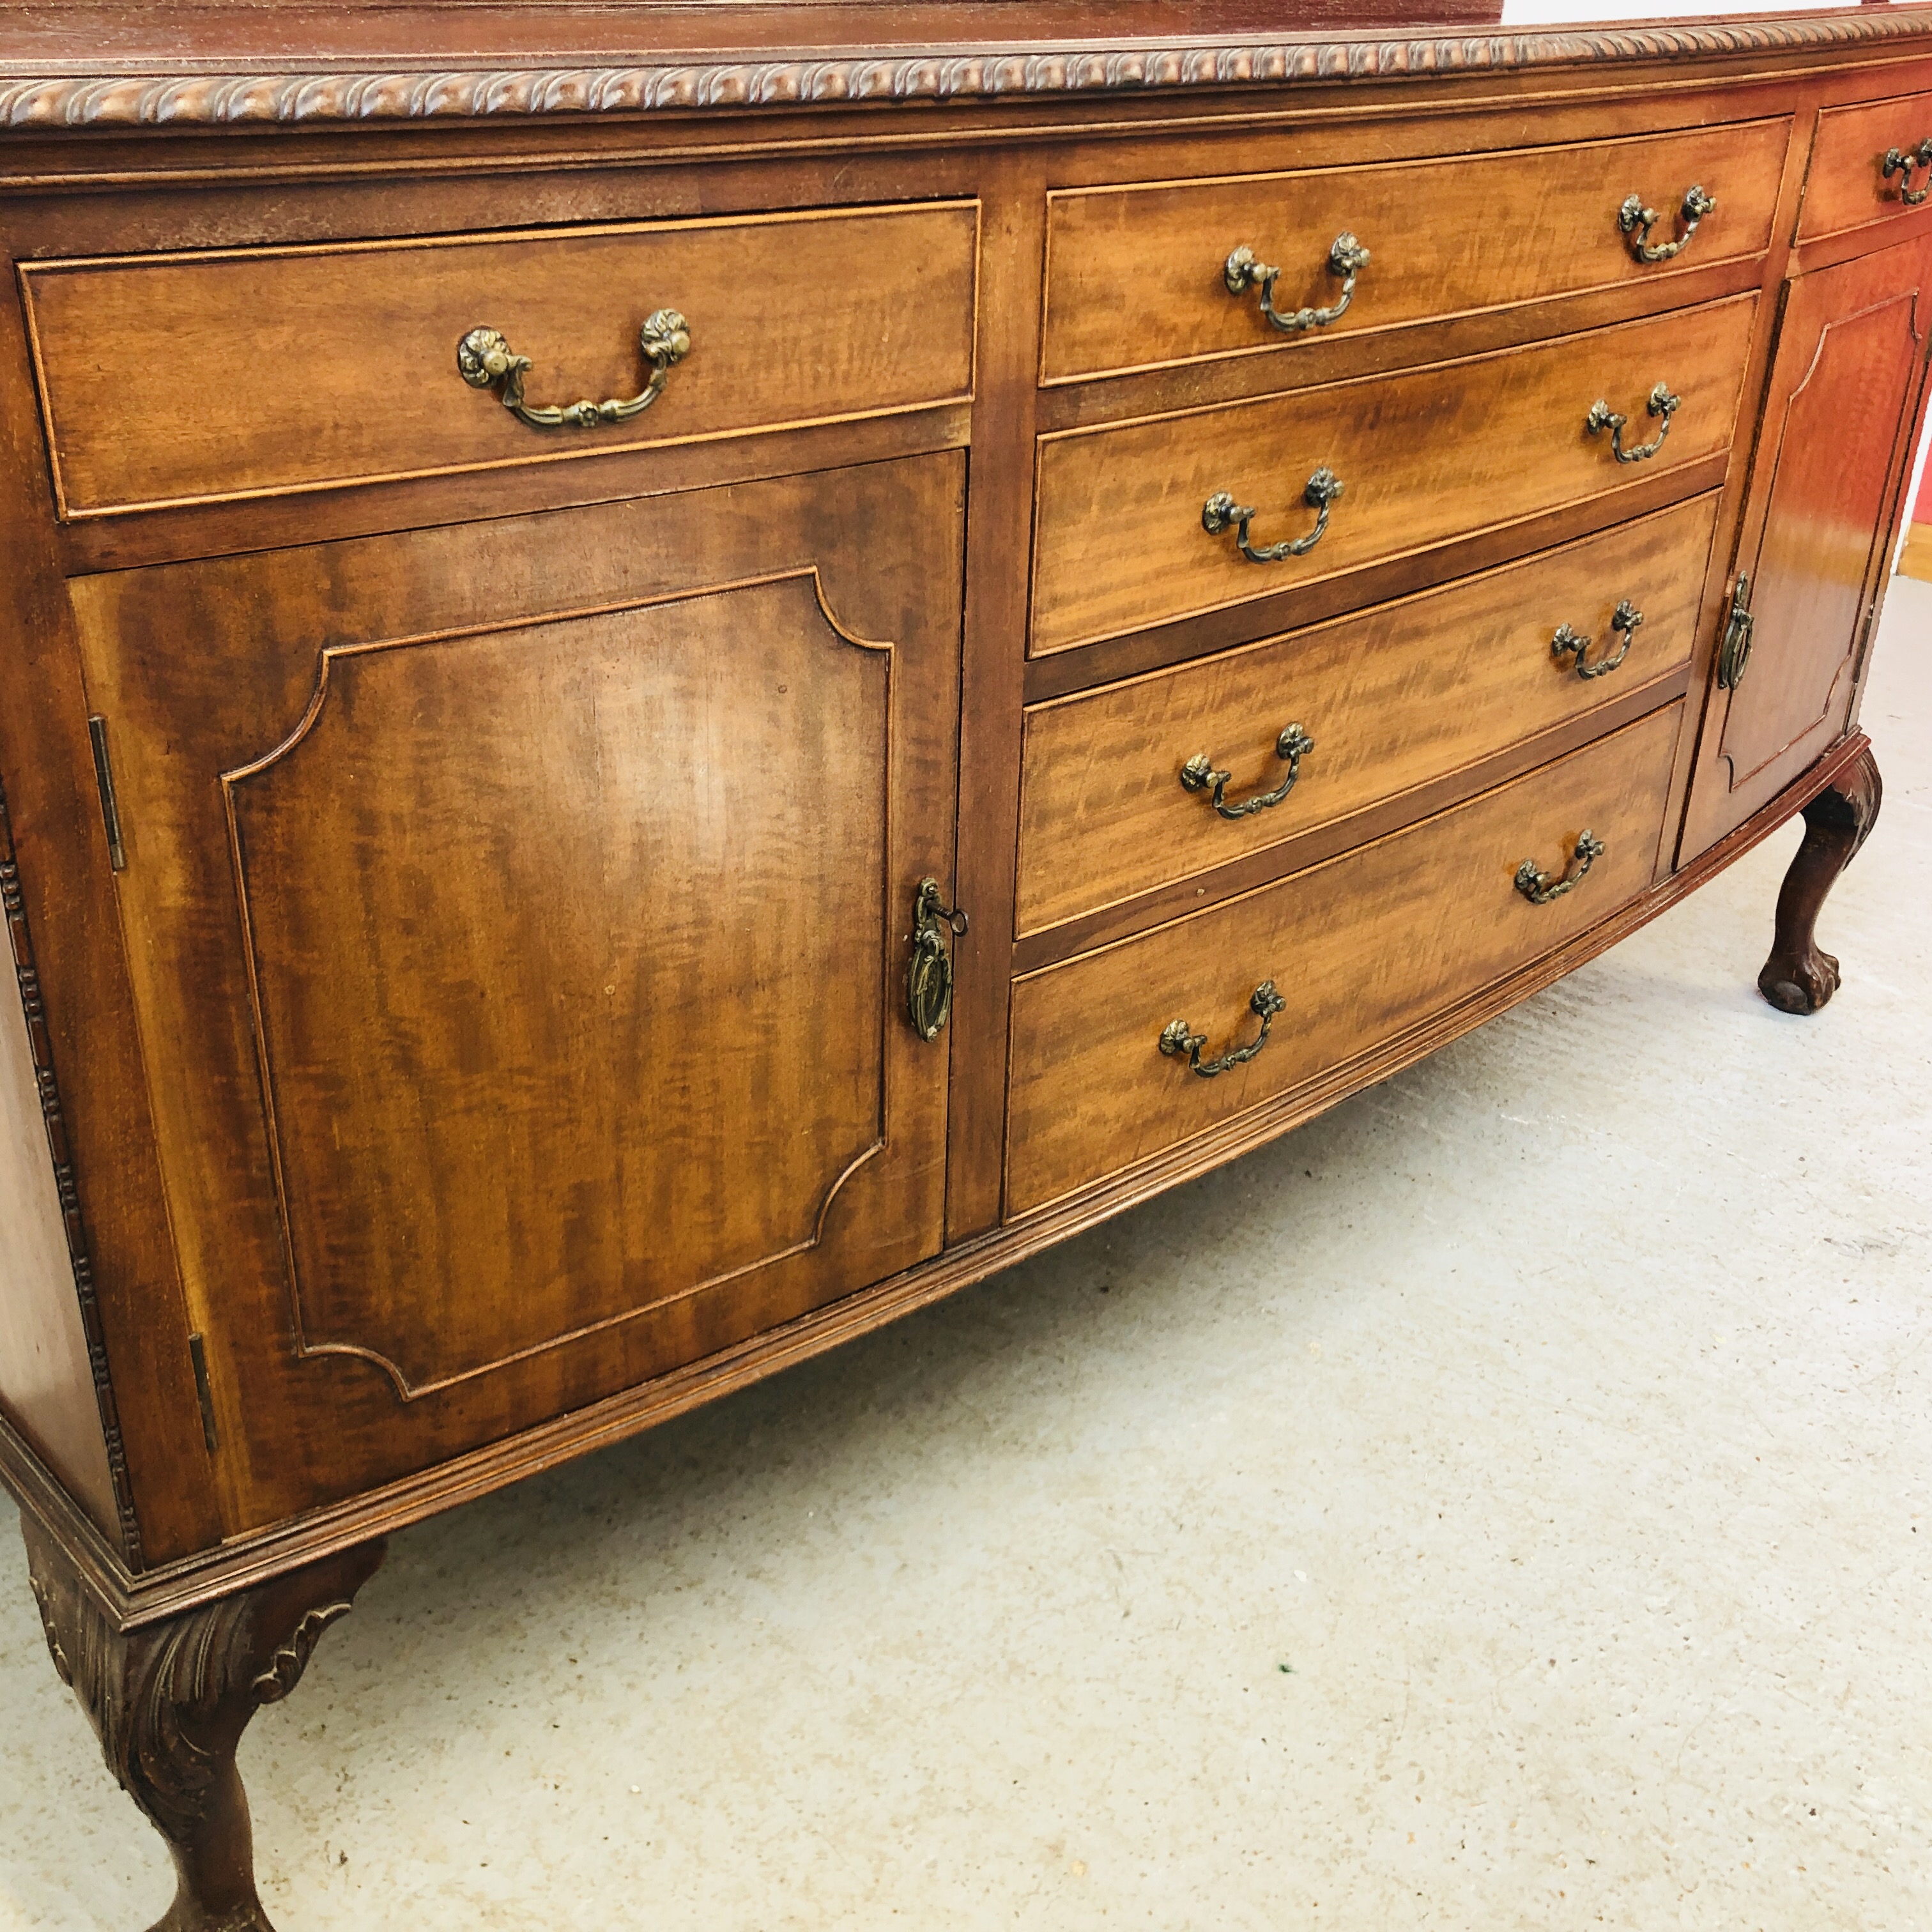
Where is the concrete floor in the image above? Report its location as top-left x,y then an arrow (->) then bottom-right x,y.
3,586 -> 1928,1932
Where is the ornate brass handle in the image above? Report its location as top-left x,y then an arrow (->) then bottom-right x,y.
1160,980 -> 1286,1078
906,877 -> 968,1043
1203,469 -> 1343,564
1882,139 -> 1932,206
1717,572 -> 1756,690
1551,600 -> 1642,680
1618,185 -> 1715,263
1585,381 -> 1679,464
1515,832 -> 1606,905
1223,233 -> 1371,335
1179,724 -> 1315,819
457,310 -> 691,429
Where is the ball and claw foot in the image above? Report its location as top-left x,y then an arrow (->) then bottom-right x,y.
1756,745 -> 1881,1016
18,1517 -> 385,1932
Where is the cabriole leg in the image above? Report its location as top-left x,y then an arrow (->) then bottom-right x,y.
1758,745 -> 1883,1015
19,1518 -> 385,1932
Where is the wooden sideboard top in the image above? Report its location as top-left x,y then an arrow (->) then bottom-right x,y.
1,3 -> 1931,129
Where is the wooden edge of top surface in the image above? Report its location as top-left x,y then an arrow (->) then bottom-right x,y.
0,6 -> 1929,131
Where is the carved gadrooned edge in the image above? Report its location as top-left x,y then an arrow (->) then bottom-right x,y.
2,11 -> 1931,128
0,771 -> 143,1568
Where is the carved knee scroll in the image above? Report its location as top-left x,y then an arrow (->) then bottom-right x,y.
19,1519 -> 385,1932
1758,746 -> 1883,1016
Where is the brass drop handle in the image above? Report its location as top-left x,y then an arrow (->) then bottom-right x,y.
1618,185 -> 1715,263
1585,381 -> 1679,464
1882,139 -> 1932,206
1179,724 -> 1315,819
1223,233 -> 1371,335
1203,469 -> 1343,564
906,877 -> 968,1043
1160,980 -> 1286,1078
1717,572 -> 1756,690
1551,601 -> 1642,680
457,309 -> 691,429
1515,832 -> 1606,905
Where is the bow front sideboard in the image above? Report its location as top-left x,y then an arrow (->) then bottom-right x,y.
0,4 -> 1921,1923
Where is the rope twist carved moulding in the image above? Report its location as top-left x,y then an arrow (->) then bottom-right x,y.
1,12 -> 1930,127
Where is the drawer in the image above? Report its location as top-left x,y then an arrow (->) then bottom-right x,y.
1006,704 -> 1681,1218
21,201 -> 979,519
1031,292 -> 1754,656
1016,494 -> 1717,937
1043,119 -> 1788,384
1798,92 -> 1932,243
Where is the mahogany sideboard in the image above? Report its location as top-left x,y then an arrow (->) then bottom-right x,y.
0,4 -> 1923,1924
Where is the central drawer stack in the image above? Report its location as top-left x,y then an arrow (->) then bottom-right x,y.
1004,114 -> 1791,1217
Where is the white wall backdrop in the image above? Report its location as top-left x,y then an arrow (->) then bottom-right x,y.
1502,0 -> 1867,21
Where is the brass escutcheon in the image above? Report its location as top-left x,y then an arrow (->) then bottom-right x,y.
907,877 -> 968,1042
1717,572 -> 1756,690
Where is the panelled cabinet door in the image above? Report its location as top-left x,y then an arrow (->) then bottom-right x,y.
1682,235 -> 1932,858
70,455 -> 963,1531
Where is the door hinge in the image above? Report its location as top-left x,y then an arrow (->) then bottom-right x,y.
188,1332 -> 220,1453
1716,572 -> 1755,691
86,715 -> 126,873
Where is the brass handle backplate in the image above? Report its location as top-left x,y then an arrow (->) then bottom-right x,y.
1160,980 -> 1286,1078
1179,724 -> 1315,819
1717,572 -> 1756,690
1551,600 -> 1643,680
1618,185 -> 1715,263
1204,468 -> 1343,564
907,877 -> 968,1043
1585,381 -> 1679,464
1224,232 -> 1371,335
1515,832 -> 1606,905
1882,139 -> 1932,206
458,309 -> 691,429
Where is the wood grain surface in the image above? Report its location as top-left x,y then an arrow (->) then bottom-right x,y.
1006,704 -> 1682,1216
1018,494 -> 1719,937
1042,119 -> 1788,384
66,455 -> 964,1529
1797,88 -> 1932,243
23,201 -> 978,518
1685,233 -> 1932,854
1031,293 -> 1758,654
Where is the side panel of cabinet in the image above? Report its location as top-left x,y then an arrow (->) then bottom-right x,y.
1681,235 -> 1932,858
68,454 -> 964,1531
0,825 -> 118,1529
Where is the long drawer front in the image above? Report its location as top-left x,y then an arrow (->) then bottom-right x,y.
1006,704 -> 1682,1217
1018,493 -> 1717,937
1043,118 -> 1787,383
1031,293 -> 1754,654
22,201 -> 979,519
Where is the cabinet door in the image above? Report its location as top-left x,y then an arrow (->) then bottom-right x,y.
1682,236 -> 1932,857
70,455 -> 963,1529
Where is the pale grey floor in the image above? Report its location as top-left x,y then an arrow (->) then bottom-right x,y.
3,586 -> 1928,1931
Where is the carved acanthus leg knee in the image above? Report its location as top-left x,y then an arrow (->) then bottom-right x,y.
1758,745 -> 1883,1016
19,1519 -> 385,1932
